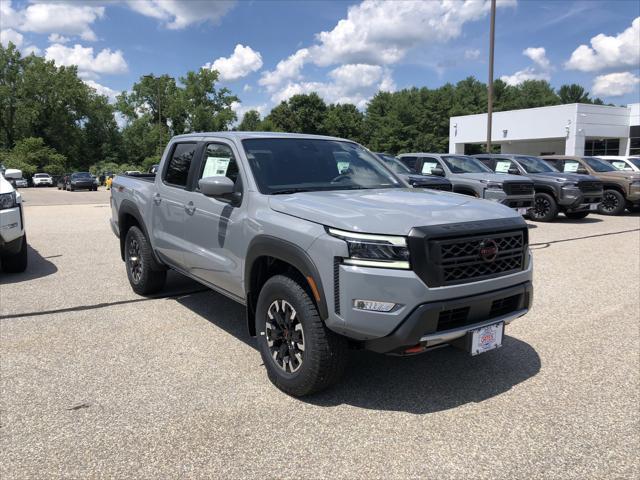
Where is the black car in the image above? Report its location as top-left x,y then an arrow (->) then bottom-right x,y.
66,172 -> 98,191
376,153 -> 453,191
474,154 -> 603,221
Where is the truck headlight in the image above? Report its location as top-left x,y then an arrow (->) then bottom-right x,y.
480,180 -> 503,190
328,228 -> 410,269
0,192 -> 17,210
561,184 -> 581,198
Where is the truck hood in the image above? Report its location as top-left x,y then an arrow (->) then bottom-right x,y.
524,172 -> 599,183
399,173 -> 450,185
456,173 -> 529,183
592,171 -> 640,182
268,188 -> 518,235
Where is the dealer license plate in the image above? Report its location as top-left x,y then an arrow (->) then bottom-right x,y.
470,322 -> 504,356
516,207 -> 529,215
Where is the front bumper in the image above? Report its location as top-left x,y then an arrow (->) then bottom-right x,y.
364,281 -> 533,353
483,189 -> 534,211
627,184 -> 640,203
70,182 -> 96,189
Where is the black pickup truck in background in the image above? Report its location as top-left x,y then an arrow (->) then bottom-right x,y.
375,153 -> 453,191
475,154 -> 603,221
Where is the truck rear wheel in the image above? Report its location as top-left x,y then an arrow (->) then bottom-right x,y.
529,192 -> 558,222
598,189 -> 625,215
255,274 -> 347,397
124,226 -> 166,295
1,235 -> 28,273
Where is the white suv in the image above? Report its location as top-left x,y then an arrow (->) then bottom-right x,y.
0,166 -> 28,272
32,173 -> 54,187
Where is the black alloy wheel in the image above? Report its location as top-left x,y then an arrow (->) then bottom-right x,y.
126,236 -> 143,284
265,299 -> 305,373
529,192 -> 558,222
598,190 -> 626,215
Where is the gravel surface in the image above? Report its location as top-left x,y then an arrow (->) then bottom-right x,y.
1,189 -> 639,479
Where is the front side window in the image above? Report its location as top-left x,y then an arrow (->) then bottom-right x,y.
164,143 -> 197,187
583,157 -> 615,172
199,143 -> 239,184
629,158 -> 640,169
242,138 -> 401,194
420,158 -> 442,175
441,155 -> 492,174
561,160 -> 581,173
493,159 -> 516,174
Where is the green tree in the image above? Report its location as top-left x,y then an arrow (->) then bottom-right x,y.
180,69 -> 237,132
323,104 -> 365,142
558,84 -> 591,104
0,43 -> 22,148
2,137 -> 66,177
237,110 -> 262,131
266,93 -> 328,134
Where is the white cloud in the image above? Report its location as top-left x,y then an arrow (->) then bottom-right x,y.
243,84 -> 252,92
45,43 -> 128,79
523,47 -> 550,70
310,0 -> 516,67
125,0 -> 236,29
271,63 -> 395,109
49,33 -> 70,44
19,2 -> 105,41
500,67 -> 550,86
591,72 -> 640,97
0,1 -> 21,30
204,44 -> 262,82
565,17 -> 640,72
84,79 -> 119,102
259,48 -> 310,91
0,28 -> 23,47
464,48 -> 481,60
22,44 -> 41,56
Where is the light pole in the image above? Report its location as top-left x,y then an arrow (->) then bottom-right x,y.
486,0 -> 496,153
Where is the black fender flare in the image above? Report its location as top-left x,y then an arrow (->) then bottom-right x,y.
117,200 -> 163,265
245,235 -> 329,335
453,186 -> 478,197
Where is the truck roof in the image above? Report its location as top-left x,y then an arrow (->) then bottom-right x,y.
170,131 -> 350,142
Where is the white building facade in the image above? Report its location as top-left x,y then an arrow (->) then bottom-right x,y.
449,103 -> 640,157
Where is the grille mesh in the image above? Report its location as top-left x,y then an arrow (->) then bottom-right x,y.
503,182 -> 534,195
578,181 -> 602,193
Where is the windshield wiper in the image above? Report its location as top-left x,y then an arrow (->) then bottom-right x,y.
270,188 -> 314,195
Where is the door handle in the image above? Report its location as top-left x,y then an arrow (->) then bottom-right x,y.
153,194 -> 162,205
185,201 -> 196,215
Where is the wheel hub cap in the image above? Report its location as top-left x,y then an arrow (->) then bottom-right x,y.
127,238 -> 143,283
265,300 -> 305,373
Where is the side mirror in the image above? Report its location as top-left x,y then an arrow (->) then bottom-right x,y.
576,167 -> 588,175
4,168 -> 22,180
199,176 -> 235,198
508,167 -> 520,175
431,166 -> 445,177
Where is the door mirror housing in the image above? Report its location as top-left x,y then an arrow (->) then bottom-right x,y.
576,167 -> 588,175
508,167 -> 520,175
4,168 -> 23,180
431,166 -> 445,177
199,176 -> 235,198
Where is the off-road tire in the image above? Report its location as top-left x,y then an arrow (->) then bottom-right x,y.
564,211 -> 589,220
598,189 -> 626,216
1,235 -> 28,273
529,192 -> 558,222
124,226 -> 166,295
255,274 -> 348,397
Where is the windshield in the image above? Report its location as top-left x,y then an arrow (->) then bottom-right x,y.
377,154 -> 412,174
34,173 -> 50,178
72,172 -> 92,179
514,156 -> 558,173
584,157 -> 616,172
629,158 -> 640,169
242,138 -> 401,194
442,155 -> 492,174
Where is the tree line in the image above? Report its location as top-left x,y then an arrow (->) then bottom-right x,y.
0,42 -> 606,177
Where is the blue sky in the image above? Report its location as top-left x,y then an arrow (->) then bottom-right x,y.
1,0 -> 639,119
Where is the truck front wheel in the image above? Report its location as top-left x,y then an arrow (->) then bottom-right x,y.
529,192 -> 558,222
598,189 -> 626,215
1,235 -> 28,273
124,226 -> 166,295
255,274 -> 347,397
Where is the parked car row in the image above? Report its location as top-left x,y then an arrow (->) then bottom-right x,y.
57,172 -> 99,191
387,152 -> 639,220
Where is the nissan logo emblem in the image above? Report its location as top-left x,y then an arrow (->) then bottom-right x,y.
479,239 -> 498,262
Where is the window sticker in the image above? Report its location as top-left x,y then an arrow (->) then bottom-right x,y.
611,161 -> 630,171
337,161 -> 350,173
202,156 -> 231,178
421,161 -> 438,174
495,160 -> 512,173
563,161 -> 579,173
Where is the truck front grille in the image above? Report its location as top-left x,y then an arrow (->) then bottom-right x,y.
578,181 -> 603,193
503,182 -> 534,196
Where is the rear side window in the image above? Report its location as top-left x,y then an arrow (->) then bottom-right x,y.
400,156 -> 417,170
164,143 -> 197,187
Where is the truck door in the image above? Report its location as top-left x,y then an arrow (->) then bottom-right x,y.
152,142 -> 199,266
182,141 -> 247,299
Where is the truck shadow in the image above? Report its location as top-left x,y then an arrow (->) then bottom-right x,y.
0,245 -> 58,284
176,288 -> 541,414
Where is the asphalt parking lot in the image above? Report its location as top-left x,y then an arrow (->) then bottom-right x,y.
1,188 -> 639,479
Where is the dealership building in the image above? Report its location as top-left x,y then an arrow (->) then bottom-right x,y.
449,103 -> 640,157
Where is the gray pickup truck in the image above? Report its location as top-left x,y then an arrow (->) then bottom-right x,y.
111,133 -> 533,396
397,153 -> 535,215
474,154 -> 603,222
